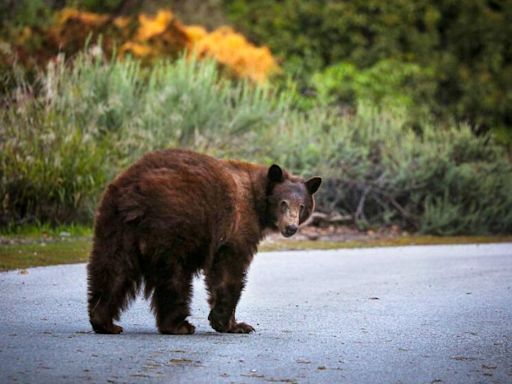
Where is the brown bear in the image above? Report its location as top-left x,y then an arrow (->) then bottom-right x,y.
87,149 -> 321,334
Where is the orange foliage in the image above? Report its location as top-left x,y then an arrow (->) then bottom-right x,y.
5,8 -> 279,83
188,26 -> 278,83
57,8 -> 109,26
119,10 -> 188,61
136,10 -> 174,40
123,9 -> 279,82
184,26 -> 208,43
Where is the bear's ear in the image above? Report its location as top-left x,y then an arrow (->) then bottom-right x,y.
267,164 -> 284,183
305,177 -> 322,194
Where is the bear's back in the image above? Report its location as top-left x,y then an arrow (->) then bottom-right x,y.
97,149 -> 238,255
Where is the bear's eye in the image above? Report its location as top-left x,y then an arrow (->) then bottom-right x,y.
280,200 -> 289,213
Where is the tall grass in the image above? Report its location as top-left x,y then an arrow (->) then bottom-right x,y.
0,53 -> 288,225
1,53 -> 511,234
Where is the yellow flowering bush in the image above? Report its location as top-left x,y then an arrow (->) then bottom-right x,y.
187,26 -> 278,83
6,8 -> 279,83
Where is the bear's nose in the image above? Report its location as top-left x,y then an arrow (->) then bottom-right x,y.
284,225 -> 298,237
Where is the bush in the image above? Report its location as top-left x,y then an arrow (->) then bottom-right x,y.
1,7 -> 278,84
0,101 -> 111,225
311,60 -> 435,117
302,108 -> 512,235
225,0 -> 512,142
1,53 -> 511,234
0,53 -> 285,226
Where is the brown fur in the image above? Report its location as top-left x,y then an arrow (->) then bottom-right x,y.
87,149 -> 321,334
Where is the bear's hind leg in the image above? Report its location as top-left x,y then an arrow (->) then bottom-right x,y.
87,253 -> 140,334
150,263 -> 195,335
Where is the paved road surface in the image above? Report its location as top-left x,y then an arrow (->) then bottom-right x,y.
1,244 -> 511,383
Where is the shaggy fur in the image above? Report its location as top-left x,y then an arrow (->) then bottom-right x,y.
87,149 -> 321,334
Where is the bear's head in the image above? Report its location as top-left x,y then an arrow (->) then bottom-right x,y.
266,164 -> 322,237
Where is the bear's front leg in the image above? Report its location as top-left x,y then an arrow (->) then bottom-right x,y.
208,302 -> 255,334
205,248 -> 255,333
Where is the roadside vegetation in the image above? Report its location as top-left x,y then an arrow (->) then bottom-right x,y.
1,1 -> 511,269
2,233 -> 512,271
2,54 -> 511,235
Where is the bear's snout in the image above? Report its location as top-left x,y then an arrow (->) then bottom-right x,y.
283,224 -> 298,237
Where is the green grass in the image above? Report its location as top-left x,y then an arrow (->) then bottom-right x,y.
0,223 -> 92,238
1,235 -> 511,271
0,239 -> 91,270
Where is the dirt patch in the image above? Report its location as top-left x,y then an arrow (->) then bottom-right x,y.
266,224 -> 404,243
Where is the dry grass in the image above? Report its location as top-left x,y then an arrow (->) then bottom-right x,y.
1,235 -> 511,271
259,235 -> 512,252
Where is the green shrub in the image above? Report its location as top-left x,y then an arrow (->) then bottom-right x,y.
0,102 -> 111,225
225,0 -> 512,142
1,53 -> 511,234
311,60 -> 435,116
229,102 -> 512,235
299,107 -> 512,235
0,53 -> 286,225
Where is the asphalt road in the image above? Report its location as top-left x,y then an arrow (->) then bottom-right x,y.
1,243 -> 511,384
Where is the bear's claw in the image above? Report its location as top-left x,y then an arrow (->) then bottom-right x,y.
209,311 -> 255,333
228,322 -> 255,334
159,320 -> 196,335
91,322 -> 123,334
